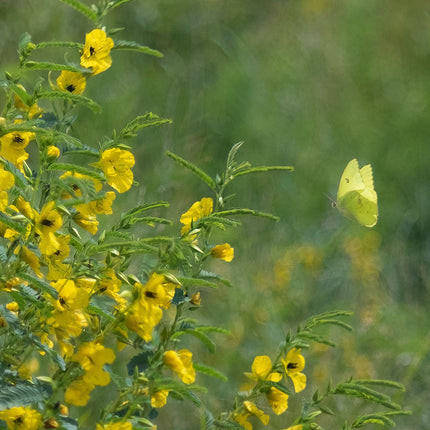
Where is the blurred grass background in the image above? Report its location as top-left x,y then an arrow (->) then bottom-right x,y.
1,0 -> 429,428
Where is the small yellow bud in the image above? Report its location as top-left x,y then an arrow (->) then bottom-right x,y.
47,145 -> 60,160
6,301 -> 19,312
210,243 -> 234,262
190,292 -> 201,305
44,417 -> 60,428
57,404 -> 69,416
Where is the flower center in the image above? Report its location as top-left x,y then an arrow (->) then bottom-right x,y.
13,135 -> 24,143
42,219 -> 54,227
145,291 -> 157,299
66,84 -> 76,92
287,362 -> 298,370
89,46 -> 95,56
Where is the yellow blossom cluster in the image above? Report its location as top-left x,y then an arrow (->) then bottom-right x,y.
125,273 -> 178,341
56,28 -> 114,97
65,341 -> 115,406
235,348 -> 306,429
0,406 -> 42,430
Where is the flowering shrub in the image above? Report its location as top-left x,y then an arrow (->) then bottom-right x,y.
0,1 -> 409,430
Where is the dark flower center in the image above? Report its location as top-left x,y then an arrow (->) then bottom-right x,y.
13,135 -> 24,143
42,219 -> 54,227
287,362 -> 298,370
66,84 -> 76,92
145,291 -> 157,299
90,46 -> 95,56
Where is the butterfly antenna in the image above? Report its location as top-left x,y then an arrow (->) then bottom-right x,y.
324,193 -> 337,208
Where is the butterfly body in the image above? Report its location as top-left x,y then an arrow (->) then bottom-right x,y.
336,158 -> 378,227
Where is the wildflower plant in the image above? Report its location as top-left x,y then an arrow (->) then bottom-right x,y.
0,1 -> 409,430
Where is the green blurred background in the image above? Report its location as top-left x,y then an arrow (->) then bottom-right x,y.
1,0 -> 429,428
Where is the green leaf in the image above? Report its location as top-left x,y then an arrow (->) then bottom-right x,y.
319,404 -> 335,415
198,215 -> 241,229
177,277 -> 219,289
295,331 -> 337,348
354,379 -> 405,392
56,0 -> 98,22
23,61 -> 90,73
194,363 -> 228,381
123,216 -> 173,227
186,330 -> 216,353
334,382 -> 402,410
47,163 -> 105,182
120,113 -> 171,138
19,272 -> 58,299
0,383 -> 45,409
166,151 -> 216,190
199,270 -> 232,287
196,326 -> 231,336
352,413 -> 396,428
234,165 -> 294,177
106,0 -> 138,12
112,40 -> 163,57
87,305 -> 116,322
18,32 -> 33,54
36,90 -> 101,113
124,201 -> 170,216
0,212 -> 27,234
35,41 -> 84,50
216,208 -> 280,222
8,83 -> 33,106
213,419 -> 244,429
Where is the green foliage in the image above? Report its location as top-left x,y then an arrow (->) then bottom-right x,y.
0,1 -> 411,430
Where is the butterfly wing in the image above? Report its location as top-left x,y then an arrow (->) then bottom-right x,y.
336,159 -> 378,227
337,159 -> 365,202
338,189 -> 378,227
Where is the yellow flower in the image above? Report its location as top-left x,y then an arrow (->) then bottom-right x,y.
233,401 -> 269,430
282,348 -> 306,393
267,387 -> 289,415
180,197 -> 213,235
20,245 -> 43,278
47,145 -> 61,160
13,85 -> 43,119
57,71 -> 86,94
64,378 -> 94,406
0,406 -> 42,430
80,29 -> 114,75
210,243 -> 234,262
245,355 -> 282,382
73,212 -> 99,234
71,341 -> 115,387
96,148 -> 135,193
34,201 -> 63,255
35,201 -> 62,235
0,163 -> 15,190
46,234 -> 70,262
151,389 -> 169,408
60,170 -> 102,198
163,349 -> 196,384
0,191 -> 8,211
51,279 -> 89,311
15,196 -> 35,220
0,130 -> 35,172
47,279 -> 90,355
96,269 -> 125,305
95,422 -> 133,430
75,191 -> 116,217
141,273 -> 178,310
125,298 -> 162,342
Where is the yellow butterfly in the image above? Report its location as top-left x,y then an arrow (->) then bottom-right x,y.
336,158 -> 378,227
